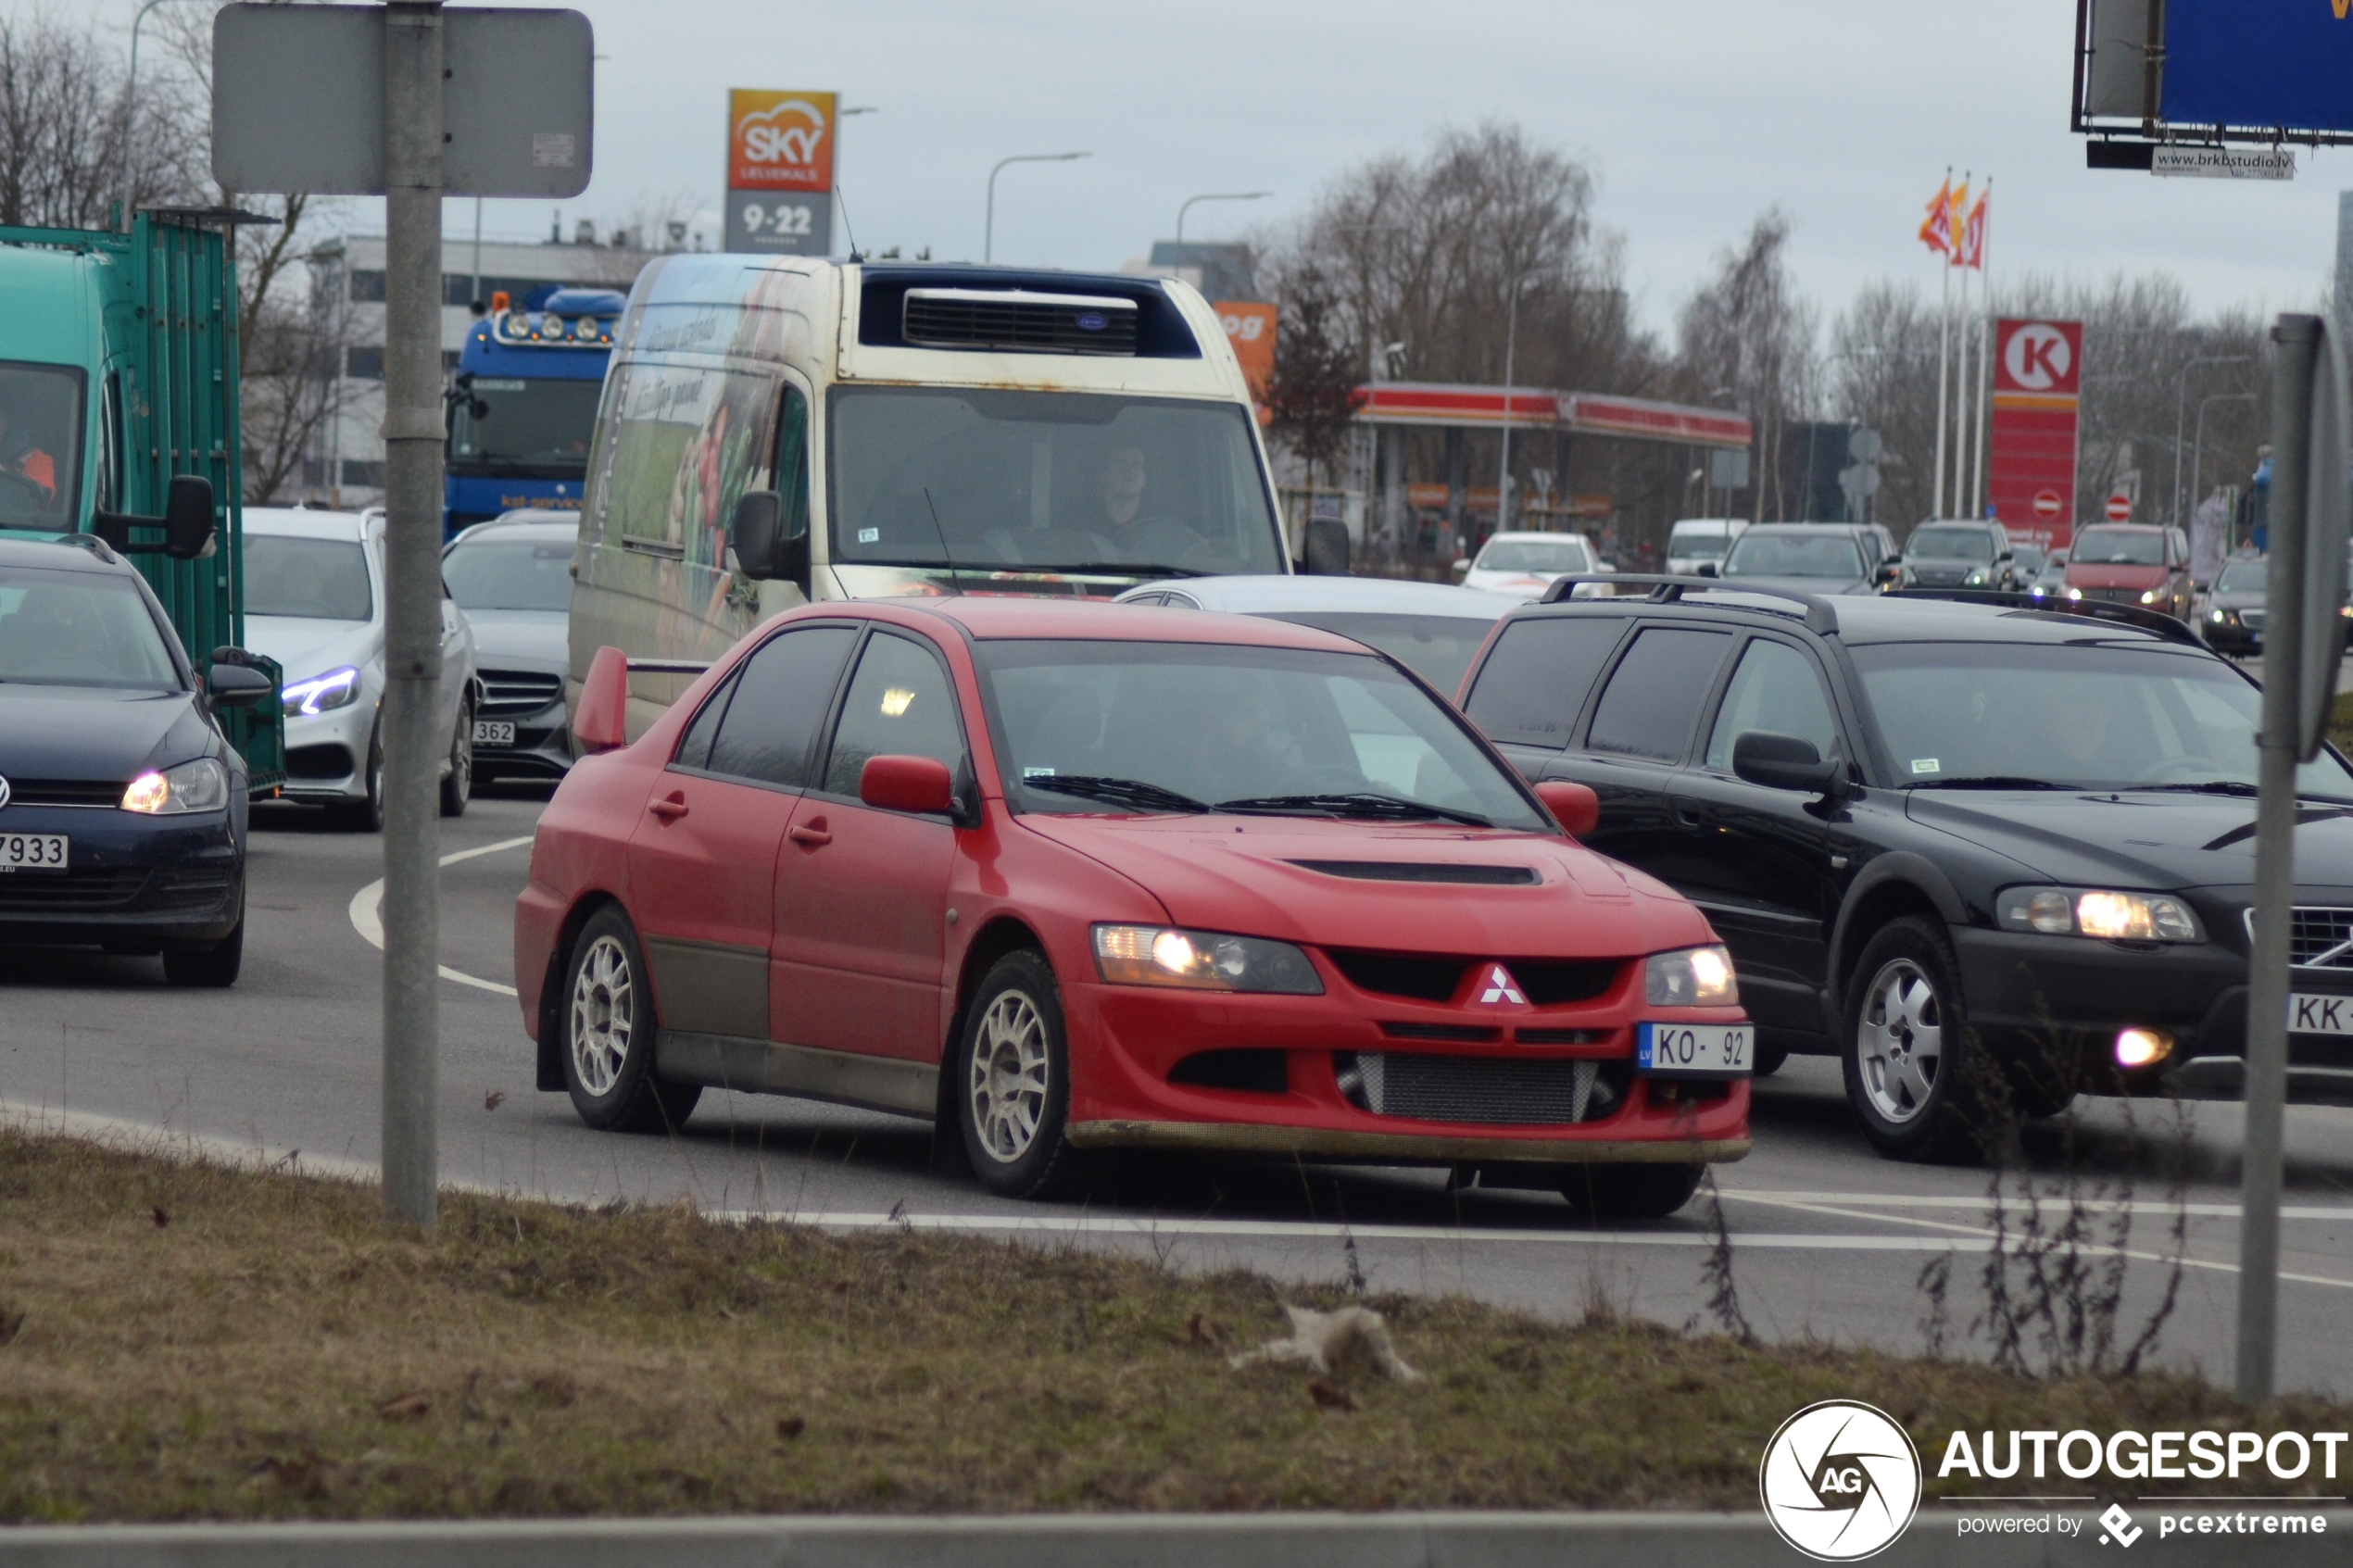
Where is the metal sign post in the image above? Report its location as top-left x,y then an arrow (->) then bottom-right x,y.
213,3 -> 591,1232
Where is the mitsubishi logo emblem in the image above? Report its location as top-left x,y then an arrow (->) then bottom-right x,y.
1475,964 -> 1527,1006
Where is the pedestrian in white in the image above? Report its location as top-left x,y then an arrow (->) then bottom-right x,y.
2192,487 -> 2230,586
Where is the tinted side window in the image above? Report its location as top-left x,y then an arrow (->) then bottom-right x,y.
822,632 -> 965,797
1705,639 -> 1839,771
1462,616 -> 1625,748
1586,628 -> 1732,762
672,669 -> 741,771
705,624 -> 858,787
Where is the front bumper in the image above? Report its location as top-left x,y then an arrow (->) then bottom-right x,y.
472,693 -> 571,780
280,691 -> 380,803
1060,962 -> 1751,1165
0,803 -> 243,947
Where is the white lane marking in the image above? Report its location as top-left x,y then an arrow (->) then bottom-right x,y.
347,834 -> 535,997
1722,1189 -> 2353,1222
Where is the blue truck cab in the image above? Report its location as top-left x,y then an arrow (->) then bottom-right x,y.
443,286 -> 623,536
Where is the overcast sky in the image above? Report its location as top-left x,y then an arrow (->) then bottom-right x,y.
85,0 -> 2353,342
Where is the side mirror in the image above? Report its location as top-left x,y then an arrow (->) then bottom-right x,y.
206,659 -> 273,708
728,489 -> 807,583
1732,731 -> 1846,797
1450,558 -> 1472,578
1693,560 -> 1719,579
1535,779 -> 1601,838
1876,563 -> 1904,585
574,645 -> 629,753
164,476 -> 216,560
860,754 -> 956,816
1302,517 -> 1351,577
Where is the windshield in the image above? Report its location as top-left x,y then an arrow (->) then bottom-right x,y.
1668,525 -> 1734,561
443,536 -> 573,611
2217,558 -> 2267,592
1907,526 -> 1997,563
828,387 -> 1283,577
1724,532 -> 1866,581
2012,546 -> 2045,575
244,535 -> 372,621
0,566 -> 179,689
448,378 -> 602,472
1477,537 -> 1592,574
1258,610 -> 1502,696
975,639 -> 1548,830
1856,641 -> 2353,798
2073,528 -> 2163,566
0,363 -> 83,532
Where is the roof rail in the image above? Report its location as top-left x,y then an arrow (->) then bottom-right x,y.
51,532 -> 121,564
1539,573 -> 1840,634
1881,588 -> 2206,647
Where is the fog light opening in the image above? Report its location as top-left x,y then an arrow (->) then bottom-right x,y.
2114,1027 -> 2173,1071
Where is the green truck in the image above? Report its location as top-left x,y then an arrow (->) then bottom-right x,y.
0,210 -> 283,788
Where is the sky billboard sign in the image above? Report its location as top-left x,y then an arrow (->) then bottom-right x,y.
724,89 -> 834,256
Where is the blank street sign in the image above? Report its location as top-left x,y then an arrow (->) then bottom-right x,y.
212,6 -> 593,197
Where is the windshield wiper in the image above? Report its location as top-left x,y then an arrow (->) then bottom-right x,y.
1025,774 -> 1211,813
1907,776 -> 2076,791
2130,781 -> 2260,797
1214,791 -> 1494,828
1035,563 -> 1208,579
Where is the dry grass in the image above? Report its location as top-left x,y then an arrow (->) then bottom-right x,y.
0,1128 -> 2342,1523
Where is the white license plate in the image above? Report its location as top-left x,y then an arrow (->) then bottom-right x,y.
1637,1021 -> 1754,1078
472,721 -> 517,746
0,834 -> 69,871
2289,993 -> 2353,1035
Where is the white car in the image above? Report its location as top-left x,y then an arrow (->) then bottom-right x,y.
1667,517 -> 1747,576
241,508 -> 479,830
1453,531 -> 1611,599
1114,574 -> 1521,695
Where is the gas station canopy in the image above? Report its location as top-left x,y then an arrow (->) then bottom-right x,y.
1355,382 -> 1753,450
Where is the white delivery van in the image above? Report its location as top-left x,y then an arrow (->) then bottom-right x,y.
567,259 -> 1314,732
1666,517 -> 1747,576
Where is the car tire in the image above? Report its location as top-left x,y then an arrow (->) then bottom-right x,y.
439,698 -> 472,818
1753,1042 -> 1790,1076
1842,916 -> 1993,1160
162,894 -> 244,988
1559,1162 -> 1704,1219
955,949 -> 1082,1200
560,904 -> 700,1134
332,722 -> 385,834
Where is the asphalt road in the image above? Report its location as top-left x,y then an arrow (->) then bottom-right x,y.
3,787 -> 2349,1394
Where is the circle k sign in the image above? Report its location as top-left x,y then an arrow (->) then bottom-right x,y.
1998,320 -> 2082,395
1760,1399 -> 1924,1561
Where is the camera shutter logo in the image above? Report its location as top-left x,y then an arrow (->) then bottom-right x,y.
1758,1399 -> 1922,1561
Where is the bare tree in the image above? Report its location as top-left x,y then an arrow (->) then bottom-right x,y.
1263,265 -> 1362,492
1678,210 -> 1815,522
0,6 -> 206,228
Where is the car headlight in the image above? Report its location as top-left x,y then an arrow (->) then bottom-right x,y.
2139,590 -> 2158,605
2210,608 -> 2231,623
1964,570 -> 1987,586
282,666 -> 361,717
1996,887 -> 2201,942
121,756 -> 230,815
1092,924 -> 1323,995
2066,587 -> 2083,600
1644,945 -> 1739,1007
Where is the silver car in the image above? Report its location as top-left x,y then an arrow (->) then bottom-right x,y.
443,510 -> 578,783
241,507 -> 479,830
1114,574 -> 1521,696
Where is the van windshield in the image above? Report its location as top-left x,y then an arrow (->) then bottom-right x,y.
827,387 -> 1284,578
0,363 -> 83,532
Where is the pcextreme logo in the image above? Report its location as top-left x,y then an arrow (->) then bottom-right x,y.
1759,1400 -> 1924,1561
728,89 -> 836,193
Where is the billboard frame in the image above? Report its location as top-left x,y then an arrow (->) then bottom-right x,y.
2072,0 -> 2353,166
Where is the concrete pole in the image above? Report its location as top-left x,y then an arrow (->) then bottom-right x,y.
2238,314 -> 2315,1402
380,0 -> 447,1231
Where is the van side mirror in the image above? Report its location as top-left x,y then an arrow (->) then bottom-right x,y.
1732,731 -> 1847,798
1301,517 -> 1351,576
728,489 -> 807,583
164,477 -> 216,559
574,645 -> 629,753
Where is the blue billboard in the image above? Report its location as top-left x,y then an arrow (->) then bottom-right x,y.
2162,0 -> 2353,134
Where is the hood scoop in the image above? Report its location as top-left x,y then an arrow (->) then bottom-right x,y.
1286,859 -> 1538,886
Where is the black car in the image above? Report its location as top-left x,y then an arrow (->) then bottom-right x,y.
1902,520 -> 2025,592
2201,555 -> 2269,656
1705,523 -> 1899,597
0,536 -> 274,985
1459,577 -> 2353,1159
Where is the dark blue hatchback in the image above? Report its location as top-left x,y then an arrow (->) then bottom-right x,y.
0,536 -> 274,985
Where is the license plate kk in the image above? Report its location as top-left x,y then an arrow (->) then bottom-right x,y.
1637,1021 -> 1754,1078
473,721 -> 517,746
0,834 -> 69,871
2288,993 -> 2353,1035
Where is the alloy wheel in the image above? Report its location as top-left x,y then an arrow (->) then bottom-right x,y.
1856,957 -> 1942,1124
569,934 -> 633,1097
968,990 -> 1050,1163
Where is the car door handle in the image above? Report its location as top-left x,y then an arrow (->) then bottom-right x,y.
648,795 -> 688,822
788,819 -> 831,847
1671,801 -> 1703,830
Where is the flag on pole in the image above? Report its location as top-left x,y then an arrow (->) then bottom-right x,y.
1945,181 -> 1971,267
1957,188 -> 1989,270
1919,176 -> 1955,257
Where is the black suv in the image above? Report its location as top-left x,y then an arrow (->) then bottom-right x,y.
1902,520 -> 2024,592
1458,579 -> 2353,1159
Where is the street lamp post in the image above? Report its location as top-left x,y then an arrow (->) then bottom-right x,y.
984,152 -> 1089,264
2173,356 -> 2255,527
1174,191 -> 1271,252
1497,270 -> 1558,533
119,0 -> 174,232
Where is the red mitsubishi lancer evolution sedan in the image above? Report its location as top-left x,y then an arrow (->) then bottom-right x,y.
514,598 -> 1751,1218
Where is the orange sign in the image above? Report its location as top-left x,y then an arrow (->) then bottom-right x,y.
729,89 -> 836,193
1214,301 -> 1276,403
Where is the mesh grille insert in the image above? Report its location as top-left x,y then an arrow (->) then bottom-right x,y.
1335,1052 -> 1629,1125
902,290 -> 1138,356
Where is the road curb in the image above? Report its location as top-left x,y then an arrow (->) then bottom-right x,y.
0,1510 -> 2346,1567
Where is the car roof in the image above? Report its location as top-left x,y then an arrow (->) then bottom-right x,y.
1122,574 -> 1520,619
1481,530 -> 1592,545
912,596 -> 1368,653
1736,522 -> 1869,535
0,534 -> 133,574
450,512 -> 581,544
1513,587 -> 2194,649
2078,522 -> 2162,533
242,507 -> 372,541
